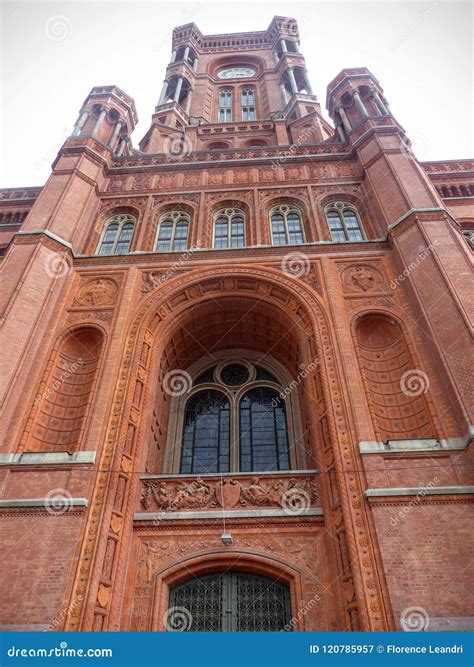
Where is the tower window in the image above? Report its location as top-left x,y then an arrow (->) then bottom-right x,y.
218,89 -> 233,122
97,213 -> 135,255
213,208 -> 245,248
325,203 -> 365,242
241,88 -> 256,121
270,205 -> 304,245
155,211 -> 190,252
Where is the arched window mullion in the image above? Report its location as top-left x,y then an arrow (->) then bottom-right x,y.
325,202 -> 364,242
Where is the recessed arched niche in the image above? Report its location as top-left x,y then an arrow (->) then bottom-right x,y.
28,327 -> 104,452
355,314 -> 434,440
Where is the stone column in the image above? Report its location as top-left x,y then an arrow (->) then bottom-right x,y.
170,49 -> 177,63
287,68 -> 298,95
280,39 -> 288,52
303,71 -> 313,95
73,109 -> 89,136
293,41 -> 300,53
116,136 -> 128,156
183,46 -> 190,62
91,107 -> 107,139
193,57 -> 198,71
184,88 -> 193,115
280,83 -> 289,106
370,88 -> 389,116
337,106 -> 352,134
336,122 -> 346,143
108,119 -> 124,149
158,79 -> 169,105
174,76 -> 184,103
352,89 -> 368,118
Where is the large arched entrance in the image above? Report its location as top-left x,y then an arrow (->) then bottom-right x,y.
168,571 -> 292,632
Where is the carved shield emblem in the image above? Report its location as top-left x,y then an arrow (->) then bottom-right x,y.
216,479 -> 241,508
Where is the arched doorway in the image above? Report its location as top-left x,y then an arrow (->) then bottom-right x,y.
167,571 -> 292,631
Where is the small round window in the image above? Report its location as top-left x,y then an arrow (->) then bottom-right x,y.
220,364 -> 249,387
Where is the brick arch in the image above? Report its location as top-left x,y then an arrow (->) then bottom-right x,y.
66,266 -> 392,634
19,325 -> 106,453
151,550 -> 305,631
145,201 -> 197,252
352,311 -> 436,440
208,54 -> 264,78
261,195 -> 316,243
86,204 -> 142,255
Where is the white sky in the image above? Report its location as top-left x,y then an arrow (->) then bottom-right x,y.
1,1 -> 472,188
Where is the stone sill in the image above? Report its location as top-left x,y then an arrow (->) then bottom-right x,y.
0,451 -> 96,466
359,428 -> 473,454
0,498 -> 88,508
134,507 -> 323,521
365,486 -> 474,498
140,469 -> 318,480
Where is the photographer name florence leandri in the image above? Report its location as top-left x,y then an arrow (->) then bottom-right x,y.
387,644 -> 464,654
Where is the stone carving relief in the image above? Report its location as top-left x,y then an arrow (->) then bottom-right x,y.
72,278 -> 118,308
140,474 -> 319,512
340,265 -> 384,293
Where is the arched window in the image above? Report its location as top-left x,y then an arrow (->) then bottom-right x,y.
218,89 -> 232,122
325,202 -> 365,242
270,205 -> 304,245
168,571 -> 292,631
180,390 -> 230,474
241,88 -> 256,121
213,208 -> 245,248
240,388 -> 290,472
155,211 -> 190,252
97,213 -> 135,255
175,360 -> 293,474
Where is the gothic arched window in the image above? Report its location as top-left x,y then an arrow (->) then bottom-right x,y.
241,88 -> 256,121
155,211 -> 190,252
218,89 -> 233,123
213,208 -> 245,248
174,360 -> 294,474
325,202 -> 365,242
270,205 -> 304,245
97,213 -> 135,255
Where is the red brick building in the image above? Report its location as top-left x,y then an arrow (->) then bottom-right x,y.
0,17 -> 472,633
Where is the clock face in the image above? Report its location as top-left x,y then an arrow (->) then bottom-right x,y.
218,67 -> 256,80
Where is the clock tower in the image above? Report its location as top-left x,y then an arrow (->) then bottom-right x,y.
138,16 -> 333,154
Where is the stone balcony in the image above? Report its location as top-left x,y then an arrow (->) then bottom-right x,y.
136,470 -> 322,522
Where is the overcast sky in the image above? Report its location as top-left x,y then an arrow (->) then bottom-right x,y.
1,1 -> 472,188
